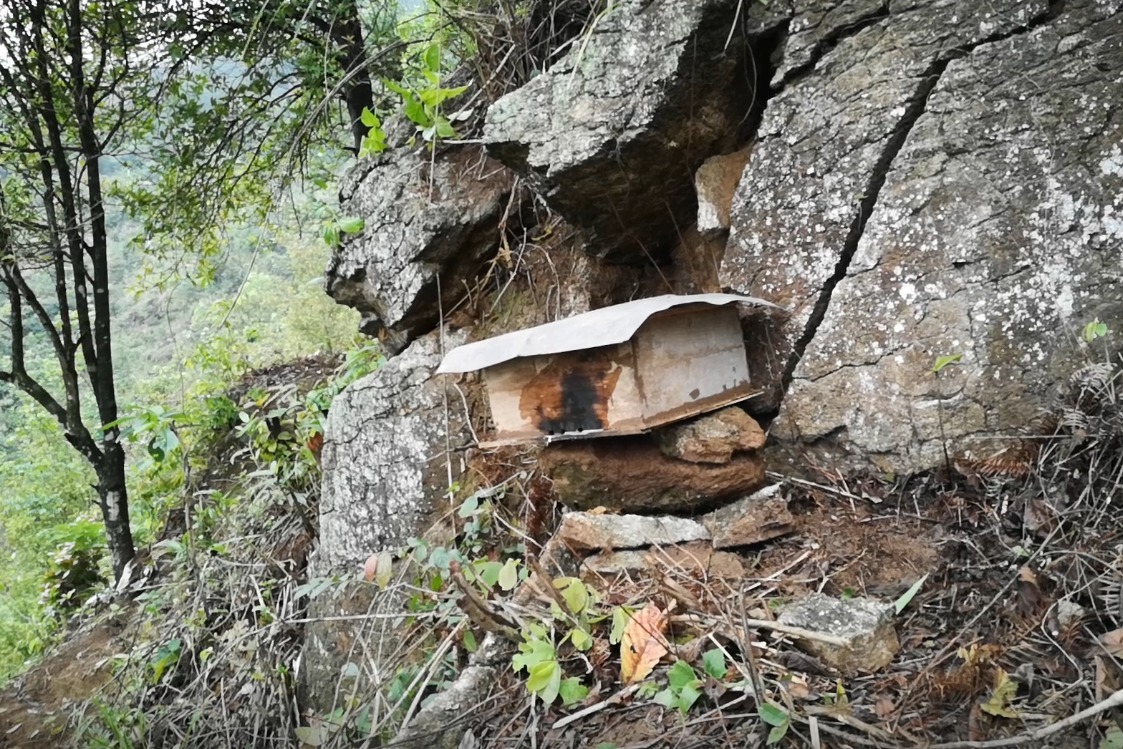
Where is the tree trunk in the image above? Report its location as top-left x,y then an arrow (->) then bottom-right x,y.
335,5 -> 374,152
97,440 -> 135,582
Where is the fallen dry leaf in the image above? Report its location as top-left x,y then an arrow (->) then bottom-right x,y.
874,695 -> 896,719
1101,628 -> 1123,658
1016,565 -> 1044,618
620,602 -> 669,684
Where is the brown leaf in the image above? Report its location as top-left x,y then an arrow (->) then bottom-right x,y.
620,602 -> 669,684
874,695 -> 896,719
1101,628 -> 1123,658
1016,566 -> 1044,618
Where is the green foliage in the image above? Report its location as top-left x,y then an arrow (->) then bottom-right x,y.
653,660 -> 703,715
383,43 -> 469,149
758,703 -> 792,745
932,353 -> 964,373
512,623 -> 587,706
701,648 -> 727,680
40,537 -> 107,614
1084,319 -> 1110,343
147,638 -> 183,685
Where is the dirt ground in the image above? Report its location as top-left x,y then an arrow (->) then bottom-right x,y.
0,616 -> 127,747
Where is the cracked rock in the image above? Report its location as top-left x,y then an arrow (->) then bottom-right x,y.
722,0 -> 1123,471
484,0 -> 758,263
778,593 -> 900,673
700,485 -> 794,548
695,147 -> 752,239
326,146 -> 514,354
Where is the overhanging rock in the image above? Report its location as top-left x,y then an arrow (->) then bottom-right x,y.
483,0 -> 757,263
326,146 -> 514,354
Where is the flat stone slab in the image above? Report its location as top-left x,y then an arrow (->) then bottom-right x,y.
557,513 -> 710,553
583,542 -> 746,581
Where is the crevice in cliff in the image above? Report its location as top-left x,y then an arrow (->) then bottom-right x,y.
781,1 -> 1069,391
735,19 -> 790,146
775,2 -> 891,91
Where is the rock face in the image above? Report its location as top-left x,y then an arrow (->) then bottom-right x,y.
720,0 -> 1123,471
326,146 -> 514,354
304,332 -> 470,715
316,331 -> 469,571
484,0 -> 765,263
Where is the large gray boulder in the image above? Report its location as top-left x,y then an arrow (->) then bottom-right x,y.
721,0 -> 1123,471
326,146 -> 514,354
316,331 -> 469,570
302,332 -> 469,715
484,0 -> 764,263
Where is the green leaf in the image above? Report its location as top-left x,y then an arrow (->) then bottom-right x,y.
1084,320 -> 1109,343
653,688 -> 676,709
527,660 -> 562,704
294,726 -> 324,746
338,217 -> 365,234
758,704 -> 788,727
557,577 -> 589,614
1099,725 -> 1123,749
558,677 -> 589,706
702,648 -> 727,680
323,225 -> 340,248
458,495 -> 479,517
498,558 -> 520,591
893,573 -> 928,614
570,627 -> 593,651
423,43 -> 441,74
513,636 -> 555,673
676,681 -> 702,713
610,606 -> 631,644
475,561 -> 503,588
434,117 -> 457,140
932,353 -> 964,373
463,629 -> 478,654
399,94 -> 429,126
667,660 -> 698,690
767,722 -> 790,745
360,107 -> 380,128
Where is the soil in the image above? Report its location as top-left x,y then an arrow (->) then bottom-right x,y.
0,615 -> 127,747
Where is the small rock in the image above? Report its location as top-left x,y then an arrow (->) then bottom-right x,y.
1055,599 -> 1085,629
558,513 -> 710,553
777,593 -> 900,673
539,435 -> 765,512
656,407 -> 767,464
583,542 -> 746,580
695,148 -> 752,239
701,485 -> 794,548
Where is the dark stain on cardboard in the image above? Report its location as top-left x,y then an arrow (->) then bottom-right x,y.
520,351 -> 624,435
